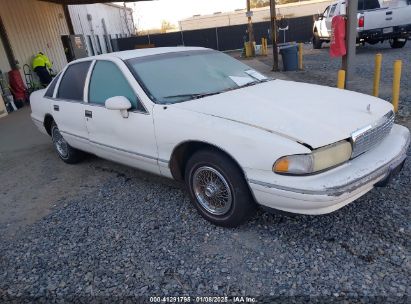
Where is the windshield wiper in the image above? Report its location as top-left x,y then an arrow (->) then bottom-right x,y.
238,78 -> 272,88
163,91 -> 223,100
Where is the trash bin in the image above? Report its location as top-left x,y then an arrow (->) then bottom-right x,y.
279,44 -> 298,71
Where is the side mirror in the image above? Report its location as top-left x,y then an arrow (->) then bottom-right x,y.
105,96 -> 132,118
314,14 -> 320,21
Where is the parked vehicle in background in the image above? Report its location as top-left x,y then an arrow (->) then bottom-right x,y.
313,0 -> 411,48
31,47 -> 410,227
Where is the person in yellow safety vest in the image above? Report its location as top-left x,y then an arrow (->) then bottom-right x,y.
32,52 -> 53,87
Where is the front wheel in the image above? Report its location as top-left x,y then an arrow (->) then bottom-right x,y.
389,38 -> 407,49
185,150 -> 256,227
51,122 -> 84,164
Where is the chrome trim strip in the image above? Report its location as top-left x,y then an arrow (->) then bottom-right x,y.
83,60 -> 96,103
46,97 -> 148,115
90,140 -> 158,161
249,135 -> 409,197
59,130 -> 168,164
60,130 -> 88,141
84,102 -> 149,115
32,117 -> 43,124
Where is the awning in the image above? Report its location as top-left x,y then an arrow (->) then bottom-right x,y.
40,0 -> 152,4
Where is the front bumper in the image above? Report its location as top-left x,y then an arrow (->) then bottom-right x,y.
247,124 -> 410,215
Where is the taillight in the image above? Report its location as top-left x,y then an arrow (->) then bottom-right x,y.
358,16 -> 364,28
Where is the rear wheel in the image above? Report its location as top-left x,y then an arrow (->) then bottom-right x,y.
389,38 -> 407,49
313,33 -> 322,49
185,149 -> 256,227
51,122 -> 84,164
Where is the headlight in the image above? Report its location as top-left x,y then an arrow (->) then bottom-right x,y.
273,140 -> 352,175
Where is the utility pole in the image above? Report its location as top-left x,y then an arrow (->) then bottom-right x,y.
246,0 -> 255,56
270,0 -> 279,71
342,0 -> 358,88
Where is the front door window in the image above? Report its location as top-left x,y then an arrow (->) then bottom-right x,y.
88,60 -> 144,112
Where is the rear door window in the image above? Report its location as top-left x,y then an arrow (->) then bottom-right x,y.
323,6 -> 330,17
329,4 -> 338,17
57,61 -> 91,101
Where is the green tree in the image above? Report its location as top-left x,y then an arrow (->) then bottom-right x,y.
160,20 -> 175,33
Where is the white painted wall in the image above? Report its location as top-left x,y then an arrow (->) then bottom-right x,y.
68,3 -> 134,55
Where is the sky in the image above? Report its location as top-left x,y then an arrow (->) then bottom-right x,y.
122,0 -> 247,30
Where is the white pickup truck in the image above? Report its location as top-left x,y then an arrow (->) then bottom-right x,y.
313,0 -> 411,49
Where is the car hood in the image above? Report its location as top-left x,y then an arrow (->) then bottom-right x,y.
173,79 -> 393,148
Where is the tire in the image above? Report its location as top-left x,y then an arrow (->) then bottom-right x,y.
184,149 -> 256,227
312,33 -> 322,49
389,38 -> 407,49
51,122 -> 84,164
367,40 -> 379,45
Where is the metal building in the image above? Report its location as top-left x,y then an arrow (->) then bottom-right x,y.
0,0 -> 143,81
180,0 -> 333,31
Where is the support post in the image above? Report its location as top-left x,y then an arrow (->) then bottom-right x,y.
373,53 -> 382,97
0,15 -> 17,68
63,4 -> 75,35
392,60 -> 402,113
342,0 -> 358,88
246,0 -> 255,57
337,70 -> 346,89
270,0 -> 279,71
298,43 -> 303,70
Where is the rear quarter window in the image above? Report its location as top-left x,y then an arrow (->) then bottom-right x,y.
358,0 -> 380,10
44,73 -> 61,98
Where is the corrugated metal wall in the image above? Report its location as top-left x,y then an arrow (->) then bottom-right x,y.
0,0 -> 69,74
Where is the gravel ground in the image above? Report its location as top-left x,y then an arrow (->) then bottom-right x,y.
1,156 -> 410,302
1,43 -> 410,302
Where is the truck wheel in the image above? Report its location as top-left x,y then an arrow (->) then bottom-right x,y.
312,33 -> 322,49
185,149 -> 256,227
389,38 -> 407,49
367,40 -> 379,45
51,122 -> 85,164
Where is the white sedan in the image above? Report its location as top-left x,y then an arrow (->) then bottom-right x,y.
31,47 -> 410,227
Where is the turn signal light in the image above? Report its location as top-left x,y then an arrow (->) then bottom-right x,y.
274,157 -> 289,172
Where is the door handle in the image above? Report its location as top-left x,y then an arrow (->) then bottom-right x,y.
53,105 -> 59,111
386,11 -> 392,15
85,110 -> 92,118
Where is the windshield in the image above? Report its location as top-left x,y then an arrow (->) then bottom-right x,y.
126,50 -> 269,104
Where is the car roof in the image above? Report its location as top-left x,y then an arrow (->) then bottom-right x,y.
78,46 -> 209,62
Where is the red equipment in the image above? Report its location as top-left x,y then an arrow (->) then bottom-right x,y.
330,15 -> 347,58
8,69 -> 27,102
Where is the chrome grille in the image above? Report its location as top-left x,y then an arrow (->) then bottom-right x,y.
351,111 -> 395,158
